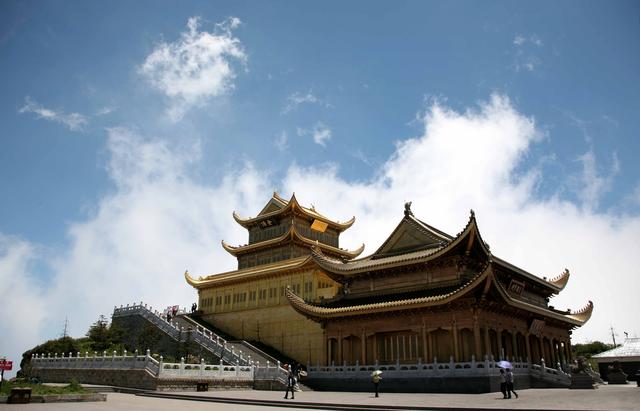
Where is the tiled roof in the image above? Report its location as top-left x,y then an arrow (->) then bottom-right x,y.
285,262 -> 493,320
232,192 -> 355,231
184,256 -> 313,288
592,338 -> 640,360
221,225 -> 364,259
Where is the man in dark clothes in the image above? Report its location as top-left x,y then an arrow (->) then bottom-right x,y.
499,368 -> 507,399
284,364 -> 297,399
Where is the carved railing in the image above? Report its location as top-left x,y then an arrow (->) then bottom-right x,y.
30,350 -> 160,376
112,302 -> 248,366
306,355 -> 569,384
31,351 -> 260,381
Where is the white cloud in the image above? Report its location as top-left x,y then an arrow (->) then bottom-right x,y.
139,16 -> 247,122
512,34 -> 543,72
282,90 -> 331,114
573,150 -> 620,210
19,97 -> 88,131
274,130 -> 289,152
95,106 -> 114,116
297,122 -> 332,147
4,94 -> 639,377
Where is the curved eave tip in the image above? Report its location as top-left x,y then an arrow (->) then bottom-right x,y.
339,216 -> 356,229
221,239 -> 238,254
184,270 -> 199,286
348,243 -> 365,258
232,211 -> 250,225
567,300 -> 594,324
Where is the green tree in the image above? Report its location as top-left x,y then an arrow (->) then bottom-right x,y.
572,341 -> 612,359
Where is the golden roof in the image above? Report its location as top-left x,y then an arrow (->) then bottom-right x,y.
547,269 -> 570,290
309,210 -> 489,276
221,224 -> 365,259
232,192 -> 356,232
492,274 -> 592,327
285,260 -> 593,327
285,262 -> 493,320
184,256 -> 314,289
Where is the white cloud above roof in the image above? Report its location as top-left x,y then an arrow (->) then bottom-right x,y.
138,16 -> 247,122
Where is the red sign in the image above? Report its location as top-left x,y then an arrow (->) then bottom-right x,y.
0,360 -> 12,371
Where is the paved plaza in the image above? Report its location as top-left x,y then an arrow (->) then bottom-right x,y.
1,384 -> 638,411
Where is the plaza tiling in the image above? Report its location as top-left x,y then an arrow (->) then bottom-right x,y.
1,385 -> 637,410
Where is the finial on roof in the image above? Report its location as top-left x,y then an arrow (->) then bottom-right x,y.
470,209 -> 475,218
404,201 -> 413,217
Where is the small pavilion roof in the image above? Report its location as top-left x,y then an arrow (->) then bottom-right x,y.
221,225 -> 365,259
592,338 -> 640,362
232,192 -> 356,232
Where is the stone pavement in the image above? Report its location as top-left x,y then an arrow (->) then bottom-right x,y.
1,384 -> 637,410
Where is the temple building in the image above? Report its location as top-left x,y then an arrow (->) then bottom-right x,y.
185,193 -> 592,369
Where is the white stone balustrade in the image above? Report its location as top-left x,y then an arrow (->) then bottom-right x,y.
305,355 -> 570,385
111,302 -> 249,366
31,351 -> 269,382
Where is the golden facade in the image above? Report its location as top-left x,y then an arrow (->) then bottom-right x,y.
186,194 -> 592,367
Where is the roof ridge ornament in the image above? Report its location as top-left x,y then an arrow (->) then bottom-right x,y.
404,201 -> 413,217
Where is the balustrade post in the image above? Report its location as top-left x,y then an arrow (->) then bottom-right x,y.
159,356 -> 164,376
124,349 -> 127,358
180,357 -> 185,376
103,351 -> 107,358
113,350 -> 116,360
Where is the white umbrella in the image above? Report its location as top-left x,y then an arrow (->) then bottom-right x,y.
371,370 -> 383,377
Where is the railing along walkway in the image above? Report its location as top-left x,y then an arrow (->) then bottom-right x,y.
113,302 -> 246,366
306,356 -> 570,384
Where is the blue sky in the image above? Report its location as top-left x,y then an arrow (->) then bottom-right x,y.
1,1 -> 639,372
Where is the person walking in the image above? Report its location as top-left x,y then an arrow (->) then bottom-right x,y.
284,364 -> 296,399
499,368 -> 507,399
371,371 -> 382,397
505,368 -> 518,399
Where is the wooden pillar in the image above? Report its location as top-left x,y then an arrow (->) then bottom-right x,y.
525,332 -> 531,363
452,323 -> 459,362
497,329 -> 503,360
372,334 -> 378,363
473,319 -> 481,359
483,327 -> 491,359
549,338 -> 556,367
338,332 -> 343,365
361,330 -> 366,365
327,337 -> 333,365
427,330 -> 434,361
421,324 -> 427,362
511,332 -> 518,361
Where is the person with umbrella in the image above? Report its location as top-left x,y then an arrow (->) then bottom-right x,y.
497,360 -> 511,399
371,370 -> 382,397
505,368 -> 518,399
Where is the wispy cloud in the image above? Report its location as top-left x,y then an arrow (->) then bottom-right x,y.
511,33 -> 543,72
574,150 -> 620,211
18,97 -> 88,131
95,106 -> 115,116
282,90 -> 331,114
297,122 -> 332,147
274,130 -> 289,152
139,16 -> 247,122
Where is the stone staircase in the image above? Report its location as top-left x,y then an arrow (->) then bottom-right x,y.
174,314 -> 280,367
112,303 -> 249,366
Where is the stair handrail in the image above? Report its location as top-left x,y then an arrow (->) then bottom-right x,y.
113,302 -> 250,366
